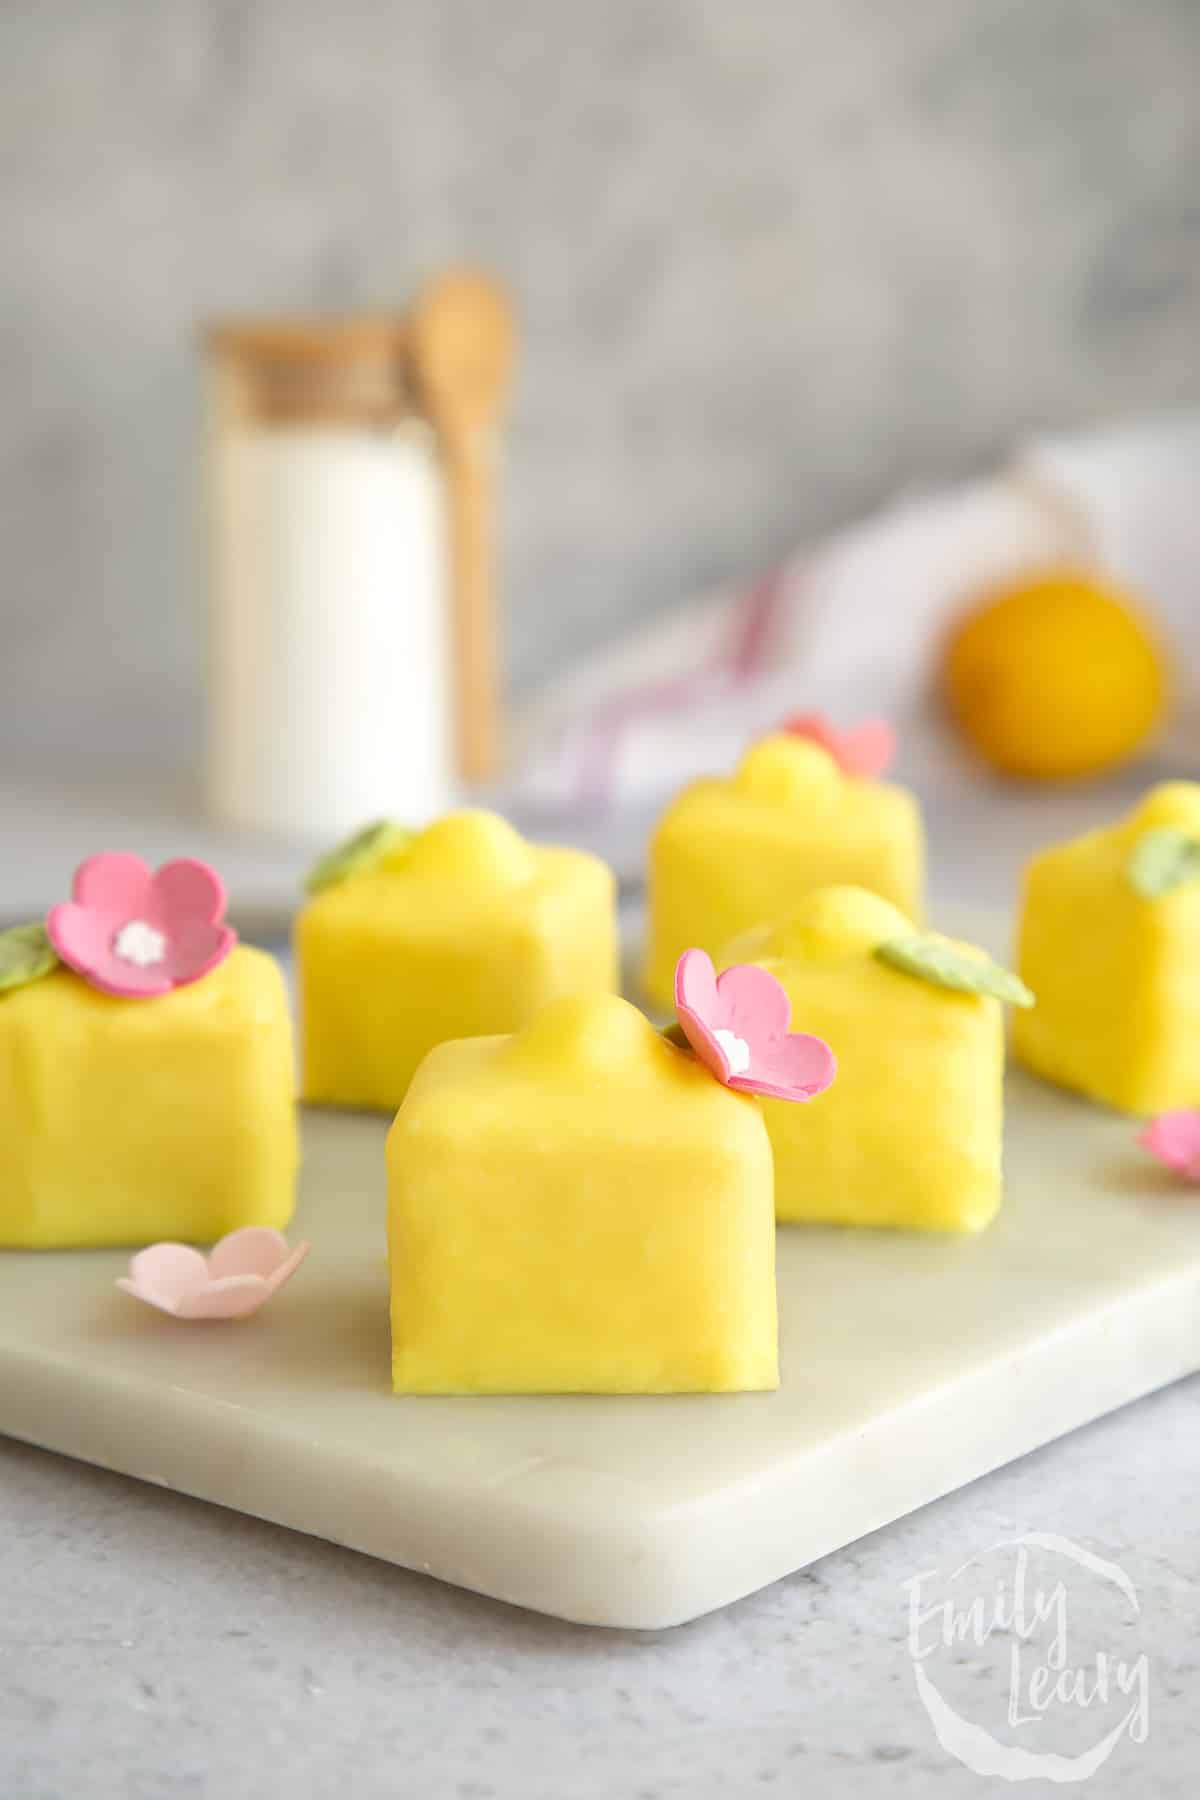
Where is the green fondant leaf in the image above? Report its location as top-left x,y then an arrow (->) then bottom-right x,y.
0,922 -> 59,993
875,933 -> 1034,1008
304,820 -> 414,896
1128,827 -> 1200,899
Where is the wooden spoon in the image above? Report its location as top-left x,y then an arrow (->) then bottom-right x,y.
409,271 -> 516,783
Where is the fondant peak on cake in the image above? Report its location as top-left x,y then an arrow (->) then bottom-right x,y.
733,734 -> 842,810
723,885 -> 911,965
401,810 -> 536,886
305,810 -> 537,900
505,989 -> 670,1075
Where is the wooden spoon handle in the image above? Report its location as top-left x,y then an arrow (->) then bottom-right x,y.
442,424 -> 499,781
409,272 -> 515,783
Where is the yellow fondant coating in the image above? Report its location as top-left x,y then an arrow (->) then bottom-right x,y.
298,811 -> 619,1112
1012,784 -> 1200,1115
0,947 -> 297,1248
644,735 -> 924,1009
720,886 -> 1004,1232
386,993 -> 778,1393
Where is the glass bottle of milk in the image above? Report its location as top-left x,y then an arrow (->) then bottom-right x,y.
206,322 -> 454,840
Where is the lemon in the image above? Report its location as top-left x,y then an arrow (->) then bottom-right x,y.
942,571 -> 1167,780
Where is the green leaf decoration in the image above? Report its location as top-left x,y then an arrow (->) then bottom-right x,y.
304,820 -> 414,896
0,923 -> 59,994
875,933 -> 1034,1008
1128,827 -> 1200,899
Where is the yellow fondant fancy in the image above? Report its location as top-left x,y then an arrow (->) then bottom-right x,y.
0,947 -> 297,1249
297,810 -> 619,1112
719,886 -> 1005,1232
1013,783 -> 1200,1115
643,734 -> 924,1010
386,993 -> 778,1394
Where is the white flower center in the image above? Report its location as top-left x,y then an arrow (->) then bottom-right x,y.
113,919 -> 168,967
714,1028 -> 751,1076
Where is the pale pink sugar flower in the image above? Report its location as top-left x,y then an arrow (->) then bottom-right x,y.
117,1229 -> 310,1321
48,852 -> 236,998
673,948 -> 836,1104
1138,1111 -> 1200,1181
781,712 -> 896,779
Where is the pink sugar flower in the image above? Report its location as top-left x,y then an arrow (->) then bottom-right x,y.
117,1228 -> 310,1321
47,853 -> 236,998
673,948 -> 836,1104
1137,1111 -> 1200,1181
781,712 -> 896,779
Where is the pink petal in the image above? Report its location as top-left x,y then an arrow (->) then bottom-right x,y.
208,1227 -> 292,1282
71,852 -> 154,919
115,1277 -> 185,1317
261,1240 -> 311,1296
674,945 -> 721,1019
713,962 -> 792,1041
674,948 -> 736,1080
161,920 -> 237,988
732,1032 -> 837,1103
1138,1111 -> 1200,1180
123,1242 -> 210,1307
150,859 -> 229,930
174,1276 -> 274,1321
781,712 -> 896,778
782,713 -> 841,757
175,1243 -> 308,1319
47,903 -> 173,997
150,861 -> 235,985
838,720 -> 897,779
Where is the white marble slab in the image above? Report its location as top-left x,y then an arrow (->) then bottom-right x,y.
2,1055 -> 1199,1630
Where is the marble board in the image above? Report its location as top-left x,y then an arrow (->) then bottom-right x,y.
3,1009 -> 1200,1630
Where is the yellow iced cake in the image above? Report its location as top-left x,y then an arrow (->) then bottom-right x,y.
644,735 -> 924,1009
1013,783 -> 1200,1115
0,946 -> 296,1249
720,886 -> 1021,1232
386,992 -> 778,1394
298,810 -> 619,1112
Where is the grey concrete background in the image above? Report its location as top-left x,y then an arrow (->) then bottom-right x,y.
2,0 -> 1199,776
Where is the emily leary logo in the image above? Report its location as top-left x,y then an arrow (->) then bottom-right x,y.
904,1534 -> 1150,1783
